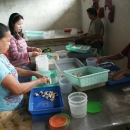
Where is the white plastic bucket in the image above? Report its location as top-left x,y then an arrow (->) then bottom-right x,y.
86,57 -> 97,66
71,28 -> 77,36
49,30 -> 55,38
35,55 -> 49,71
59,77 -> 72,94
68,92 -> 87,118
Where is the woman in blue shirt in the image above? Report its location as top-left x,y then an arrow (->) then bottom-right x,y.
0,23 -> 49,130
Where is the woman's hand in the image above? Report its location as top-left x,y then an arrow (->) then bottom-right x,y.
79,34 -> 86,39
97,56 -> 108,64
33,48 -> 42,54
34,72 -> 50,84
34,72 -> 46,78
37,76 -> 50,84
32,51 -> 41,57
112,70 -> 126,80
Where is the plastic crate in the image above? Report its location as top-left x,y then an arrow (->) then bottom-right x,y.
67,48 -> 97,59
63,66 -> 109,88
28,86 -> 64,115
25,30 -> 44,39
66,44 -> 93,53
100,64 -> 130,85
54,58 -> 84,75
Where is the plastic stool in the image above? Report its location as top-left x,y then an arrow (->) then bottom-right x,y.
99,47 -> 104,56
18,76 -> 31,83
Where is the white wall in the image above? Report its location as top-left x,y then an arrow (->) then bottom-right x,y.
81,0 -> 130,69
0,0 -> 81,32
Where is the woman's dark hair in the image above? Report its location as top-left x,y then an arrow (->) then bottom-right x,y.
87,7 -> 97,16
8,13 -> 24,39
0,23 -> 9,39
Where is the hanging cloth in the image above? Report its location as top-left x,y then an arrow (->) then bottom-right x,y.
92,0 -> 99,9
108,6 -> 114,23
105,0 -> 115,23
97,7 -> 104,19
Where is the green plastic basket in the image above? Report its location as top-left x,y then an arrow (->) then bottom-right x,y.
63,66 -> 110,88
25,30 -> 44,39
66,44 -> 93,54
32,70 -> 59,88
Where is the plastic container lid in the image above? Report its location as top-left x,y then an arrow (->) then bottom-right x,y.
87,102 -> 102,113
54,113 -> 70,126
49,115 -> 68,128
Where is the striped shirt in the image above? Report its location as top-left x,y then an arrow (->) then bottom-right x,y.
8,35 -> 34,67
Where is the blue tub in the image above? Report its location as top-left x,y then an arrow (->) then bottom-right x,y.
98,62 -> 130,85
28,86 -> 64,115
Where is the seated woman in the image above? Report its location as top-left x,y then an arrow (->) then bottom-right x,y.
97,43 -> 130,80
0,23 -> 49,130
8,13 -> 42,71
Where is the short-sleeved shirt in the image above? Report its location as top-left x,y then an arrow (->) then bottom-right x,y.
87,18 -> 104,38
0,54 -> 24,112
121,43 -> 130,69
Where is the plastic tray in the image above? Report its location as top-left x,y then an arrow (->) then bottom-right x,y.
28,86 -> 64,115
97,61 -> 115,68
66,44 -> 93,53
54,58 -> 84,75
67,48 -> 97,59
25,30 -> 44,39
100,65 -> 130,85
32,70 -> 59,88
63,66 -> 109,88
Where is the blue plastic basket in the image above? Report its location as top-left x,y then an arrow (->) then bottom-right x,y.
28,86 -> 64,115
25,30 -> 44,39
63,66 -> 109,87
97,61 -> 115,68
100,64 -> 130,85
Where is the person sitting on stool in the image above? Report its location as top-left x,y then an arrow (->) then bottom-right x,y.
75,7 -> 104,52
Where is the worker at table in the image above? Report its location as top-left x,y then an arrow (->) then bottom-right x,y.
0,23 -> 49,130
97,43 -> 130,80
75,7 -> 104,51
